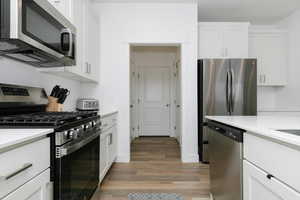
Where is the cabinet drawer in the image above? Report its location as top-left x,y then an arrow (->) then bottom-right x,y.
244,133 -> 300,191
244,160 -> 300,200
2,169 -> 50,200
0,138 -> 50,198
101,114 -> 117,131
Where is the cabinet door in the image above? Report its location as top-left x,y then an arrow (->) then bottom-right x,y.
223,25 -> 248,58
48,0 -> 72,21
108,126 -> 117,164
100,135 -> 108,182
198,25 -> 223,58
65,0 -> 84,75
3,169 -> 51,200
112,125 -> 118,162
244,160 -> 300,200
83,0 -> 99,81
249,33 -> 287,86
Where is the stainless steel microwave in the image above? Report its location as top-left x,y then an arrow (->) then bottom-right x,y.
0,0 -> 76,67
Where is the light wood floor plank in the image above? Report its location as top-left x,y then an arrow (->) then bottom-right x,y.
92,137 -> 210,200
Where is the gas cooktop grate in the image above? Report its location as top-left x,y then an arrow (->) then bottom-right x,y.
0,111 -> 98,127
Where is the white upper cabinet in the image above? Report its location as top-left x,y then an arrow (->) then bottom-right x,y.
198,25 -> 223,58
83,2 -> 100,82
198,22 -> 249,59
249,27 -> 288,86
48,0 -> 72,21
42,0 -> 99,83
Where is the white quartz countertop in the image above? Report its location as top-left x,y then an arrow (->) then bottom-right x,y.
100,110 -> 118,118
205,116 -> 300,149
0,129 -> 53,152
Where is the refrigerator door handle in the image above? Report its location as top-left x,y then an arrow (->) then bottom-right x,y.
226,71 -> 231,114
230,69 -> 234,113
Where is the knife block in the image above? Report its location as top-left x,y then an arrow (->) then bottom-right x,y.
46,96 -> 63,112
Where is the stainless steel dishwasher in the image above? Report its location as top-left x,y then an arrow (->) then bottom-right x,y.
207,120 -> 245,200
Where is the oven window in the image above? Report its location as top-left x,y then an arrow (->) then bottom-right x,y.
22,0 -> 65,54
57,136 -> 99,200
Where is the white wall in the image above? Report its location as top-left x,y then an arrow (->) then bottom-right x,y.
0,57 -> 82,110
258,9 -> 300,114
83,2 -> 198,162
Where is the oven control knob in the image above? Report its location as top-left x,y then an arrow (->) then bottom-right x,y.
74,128 -> 80,138
68,130 -> 74,139
85,124 -> 90,130
63,131 -> 69,139
68,129 -> 78,139
86,122 -> 93,129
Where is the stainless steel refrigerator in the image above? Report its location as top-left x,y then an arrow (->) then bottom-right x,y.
198,59 -> 257,163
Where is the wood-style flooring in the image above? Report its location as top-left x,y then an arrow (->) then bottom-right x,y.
92,137 -> 210,200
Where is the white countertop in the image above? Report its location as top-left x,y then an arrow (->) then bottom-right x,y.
100,110 -> 118,118
0,129 -> 53,152
205,116 -> 300,149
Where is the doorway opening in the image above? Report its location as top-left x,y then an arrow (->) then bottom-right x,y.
129,45 -> 182,161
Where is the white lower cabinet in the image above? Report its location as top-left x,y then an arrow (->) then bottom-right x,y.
3,169 -> 52,200
100,133 -> 109,182
100,127 -> 117,183
100,113 -> 118,183
243,160 -> 300,200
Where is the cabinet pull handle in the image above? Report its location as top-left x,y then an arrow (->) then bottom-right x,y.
109,133 -> 113,145
0,163 -> 33,181
88,64 -> 92,74
266,174 -> 274,180
85,62 -> 89,73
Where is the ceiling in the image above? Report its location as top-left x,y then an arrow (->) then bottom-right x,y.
94,0 -> 300,24
198,0 -> 300,24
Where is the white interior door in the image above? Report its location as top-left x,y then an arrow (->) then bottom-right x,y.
139,66 -> 171,136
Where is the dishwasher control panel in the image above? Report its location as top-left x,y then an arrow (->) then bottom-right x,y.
207,120 -> 244,142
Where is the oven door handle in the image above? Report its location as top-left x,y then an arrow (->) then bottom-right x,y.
57,130 -> 100,158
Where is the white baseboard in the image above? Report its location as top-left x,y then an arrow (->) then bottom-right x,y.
181,153 -> 199,163
116,154 -> 130,163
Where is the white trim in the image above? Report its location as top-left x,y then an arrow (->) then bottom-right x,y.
116,154 -> 130,163
181,153 -> 199,163
131,47 -> 179,137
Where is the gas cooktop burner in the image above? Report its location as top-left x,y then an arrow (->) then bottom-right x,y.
0,111 -> 98,128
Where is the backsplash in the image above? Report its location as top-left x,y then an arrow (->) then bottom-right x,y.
0,57 -> 82,111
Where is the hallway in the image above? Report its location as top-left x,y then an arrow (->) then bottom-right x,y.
93,137 -> 210,200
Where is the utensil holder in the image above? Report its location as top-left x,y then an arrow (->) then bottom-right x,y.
46,96 -> 63,112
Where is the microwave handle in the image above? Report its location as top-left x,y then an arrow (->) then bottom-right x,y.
61,28 -> 73,57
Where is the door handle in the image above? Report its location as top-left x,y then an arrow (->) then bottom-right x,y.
230,69 -> 234,113
226,71 -> 231,114
166,104 -> 170,107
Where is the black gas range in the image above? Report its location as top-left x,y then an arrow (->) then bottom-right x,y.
0,83 -> 100,200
